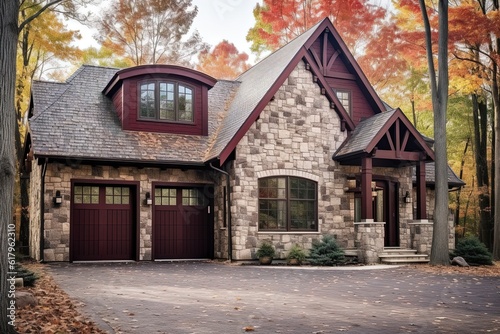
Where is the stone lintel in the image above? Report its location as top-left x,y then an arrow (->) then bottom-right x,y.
354,219 -> 386,225
409,219 -> 434,225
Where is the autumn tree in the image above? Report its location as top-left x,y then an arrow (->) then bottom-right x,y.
98,0 -> 209,66
246,0 -> 408,94
196,40 -> 250,80
1,1 -> 92,332
418,0 -> 450,265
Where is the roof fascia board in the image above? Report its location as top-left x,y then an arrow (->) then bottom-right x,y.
302,51 -> 355,131
366,108 -> 435,161
103,64 -> 217,96
218,48 -> 311,164
317,19 -> 387,113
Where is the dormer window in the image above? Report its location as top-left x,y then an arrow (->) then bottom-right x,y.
139,81 -> 194,122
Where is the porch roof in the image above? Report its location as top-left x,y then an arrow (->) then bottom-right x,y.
332,108 -> 435,167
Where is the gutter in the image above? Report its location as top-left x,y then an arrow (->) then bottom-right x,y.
39,159 -> 48,262
209,163 -> 232,261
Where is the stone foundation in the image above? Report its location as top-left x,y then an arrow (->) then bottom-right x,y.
354,220 -> 385,264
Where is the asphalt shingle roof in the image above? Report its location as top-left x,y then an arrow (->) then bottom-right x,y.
29,65 -> 239,164
206,20 -> 323,160
334,110 -> 396,158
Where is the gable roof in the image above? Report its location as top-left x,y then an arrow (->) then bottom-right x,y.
333,108 -> 435,166
207,18 -> 388,164
28,18 -> 397,167
412,162 -> 466,189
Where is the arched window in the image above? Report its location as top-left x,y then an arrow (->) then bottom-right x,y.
139,81 -> 193,122
258,177 -> 318,231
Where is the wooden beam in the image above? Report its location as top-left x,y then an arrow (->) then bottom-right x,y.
401,129 -> 410,152
323,72 -> 356,80
416,160 -> 427,219
323,30 -> 328,75
374,150 -> 421,161
309,49 -> 323,73
395,119 -> 401,157
326,51 -> 340,72
361,157 -> 373,220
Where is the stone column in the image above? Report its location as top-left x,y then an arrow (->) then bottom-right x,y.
354,220 -> 385,264
409,220 -> 433,255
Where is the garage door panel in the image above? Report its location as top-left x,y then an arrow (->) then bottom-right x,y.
72,185 -> 135,261
153,187 -> 212,260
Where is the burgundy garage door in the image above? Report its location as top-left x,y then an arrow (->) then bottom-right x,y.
153,187 -> 213,259
72,185 -> 135,261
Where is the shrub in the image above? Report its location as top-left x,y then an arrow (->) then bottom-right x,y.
309,235 -> 345,266
450,236 -> 493,266
286,244 -> 307,264
256,242 -> 276,258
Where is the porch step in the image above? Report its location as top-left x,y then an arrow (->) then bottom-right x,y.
379,248 -> 429,264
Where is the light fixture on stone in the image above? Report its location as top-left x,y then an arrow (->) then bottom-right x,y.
403,191 -> 412,203
53,190 -> 62,206
145,192 -> 153,205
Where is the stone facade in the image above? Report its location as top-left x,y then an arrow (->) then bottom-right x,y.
229,61 -> 418,261
29,161 -> 218,261
28,59 -> 452,263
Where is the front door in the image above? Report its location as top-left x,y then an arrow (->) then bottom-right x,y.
373,180 -> 399,247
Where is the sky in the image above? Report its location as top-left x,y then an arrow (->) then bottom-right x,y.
71,0 -> 261,63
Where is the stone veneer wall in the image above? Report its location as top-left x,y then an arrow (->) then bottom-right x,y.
230,60 -> 419,260
411,188 -> 456,251
29,158 -> 43,260
231,60 -> 350,260
34,162 -> 218,261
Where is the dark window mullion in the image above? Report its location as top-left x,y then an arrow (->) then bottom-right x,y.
154,81 -> 158,120
286,176 -> 291,231
174,83 -> 179,121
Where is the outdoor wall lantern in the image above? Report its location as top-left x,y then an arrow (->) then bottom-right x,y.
145,192 -> 153,205
53,190 -> 62,206
403,191 -> 412,203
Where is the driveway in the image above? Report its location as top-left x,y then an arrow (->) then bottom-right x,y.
48,262 -> 500,334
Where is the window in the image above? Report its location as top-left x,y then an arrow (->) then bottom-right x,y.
105,187 -> 130,205
139,81 -> 193,122
258,177 -> 317,231
335,90 -> 351,115
74,186 -> 99,204
155,188 -> 176,206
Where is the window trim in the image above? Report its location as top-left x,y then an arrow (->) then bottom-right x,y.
138,80 -> 195,124
258,176 -> 318,232
334,89 -> 351,115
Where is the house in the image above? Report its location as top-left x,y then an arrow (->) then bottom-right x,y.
23,18 -> 464,264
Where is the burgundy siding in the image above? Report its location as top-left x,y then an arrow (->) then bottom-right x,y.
112,86 -> 123,122
309,37 -> 378,126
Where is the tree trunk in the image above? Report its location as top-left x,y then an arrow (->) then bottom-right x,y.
472,94 -> 493,249
419,0 -> 450,265
455,137 -> 469,237
1,0 -> 20,332
492,61 -> 500,260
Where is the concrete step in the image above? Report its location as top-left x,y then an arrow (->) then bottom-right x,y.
379,250 -> 429,264
380,258 -> 430,264
379,254 -> 428,259
380,248 -> 418,256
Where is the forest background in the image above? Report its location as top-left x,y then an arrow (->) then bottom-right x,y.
11,0 -> 500,255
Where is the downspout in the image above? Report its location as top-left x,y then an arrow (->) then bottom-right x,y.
209,162 -> 232,261
39,159 -> 48,262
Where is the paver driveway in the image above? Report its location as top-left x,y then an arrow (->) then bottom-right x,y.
48,262 -> 500,334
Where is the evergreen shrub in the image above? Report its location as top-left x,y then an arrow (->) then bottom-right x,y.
309,235 -> 345,266
450,236 -> 493,266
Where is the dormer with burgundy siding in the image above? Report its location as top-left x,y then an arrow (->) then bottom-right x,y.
103,65 -> 217,136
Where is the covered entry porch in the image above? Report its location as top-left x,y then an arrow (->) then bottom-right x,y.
334,109 -> 435,263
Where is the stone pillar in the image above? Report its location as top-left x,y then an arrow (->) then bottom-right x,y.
409,220 -> 433,255
354,220 -> 385,264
